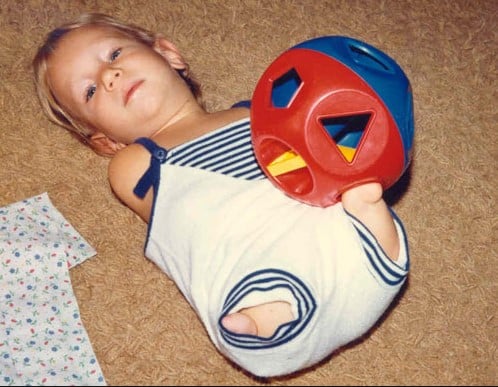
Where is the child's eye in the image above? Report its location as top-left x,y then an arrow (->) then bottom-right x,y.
86,85 -> 96,102
110,48 -> 121,62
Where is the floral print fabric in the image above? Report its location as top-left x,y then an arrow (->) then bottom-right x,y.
0,192 -> 106,386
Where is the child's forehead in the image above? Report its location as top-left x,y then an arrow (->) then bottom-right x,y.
61,24 -> 134,46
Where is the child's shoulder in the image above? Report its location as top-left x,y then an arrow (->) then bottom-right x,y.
108,143 -> 154,222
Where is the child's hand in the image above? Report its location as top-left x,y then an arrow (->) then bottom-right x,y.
342,182 -> 400,261
221,301 -> 293,338
342,181 -> 383,205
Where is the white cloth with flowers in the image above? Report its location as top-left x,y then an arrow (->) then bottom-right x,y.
0,192 -> 106,386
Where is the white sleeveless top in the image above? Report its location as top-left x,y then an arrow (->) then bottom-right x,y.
133,117 -> 409,377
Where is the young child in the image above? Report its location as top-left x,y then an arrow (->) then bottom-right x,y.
33,13 -> 409,378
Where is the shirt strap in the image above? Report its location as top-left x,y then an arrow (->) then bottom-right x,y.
133,137 -> 169,199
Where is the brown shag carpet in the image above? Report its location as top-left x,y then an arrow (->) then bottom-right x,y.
1,0 -> 496,385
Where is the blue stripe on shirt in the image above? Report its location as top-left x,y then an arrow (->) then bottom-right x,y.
166,118 -> 266,181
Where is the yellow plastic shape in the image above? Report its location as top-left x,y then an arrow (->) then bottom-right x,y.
267,145 -> 357,177
267,150 -> 307,176
337,145 -> 356,162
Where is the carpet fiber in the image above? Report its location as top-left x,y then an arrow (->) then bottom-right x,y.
0,0 -> 496,385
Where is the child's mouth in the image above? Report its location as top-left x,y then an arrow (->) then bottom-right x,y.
124,80 -> 144,105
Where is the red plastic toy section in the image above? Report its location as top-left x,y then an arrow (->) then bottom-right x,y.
251,49 -> 405,207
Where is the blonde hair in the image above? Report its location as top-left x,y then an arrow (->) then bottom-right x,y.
33,13 -> 203,152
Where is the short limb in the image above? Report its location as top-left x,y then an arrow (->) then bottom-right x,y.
221,301 -> 294,338
108,144 -> 154,223
341,182 -> 400,261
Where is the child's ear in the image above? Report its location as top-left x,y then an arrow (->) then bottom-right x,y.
89,132 -> 126,157
153,37 -> 187,70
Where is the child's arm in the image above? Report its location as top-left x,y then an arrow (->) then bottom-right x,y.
108,144 -> 155,223
341,182 -> 400,261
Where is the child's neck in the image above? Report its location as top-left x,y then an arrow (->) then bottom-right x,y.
151,107 -> 249,149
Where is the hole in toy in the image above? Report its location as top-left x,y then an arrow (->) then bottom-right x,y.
260,138 -> 313,196
320,113 -> 371,162
348,44 -> 391,73
271,68 -> 302,108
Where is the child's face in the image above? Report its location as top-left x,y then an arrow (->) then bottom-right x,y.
47,25 -> 195,144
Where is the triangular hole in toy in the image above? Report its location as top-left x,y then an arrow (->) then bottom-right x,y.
320,113 -> 371,162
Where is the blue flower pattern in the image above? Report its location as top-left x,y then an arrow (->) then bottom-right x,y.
0,193 -> 106,385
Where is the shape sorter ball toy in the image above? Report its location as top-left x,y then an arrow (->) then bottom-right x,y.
250,35 -> 414,207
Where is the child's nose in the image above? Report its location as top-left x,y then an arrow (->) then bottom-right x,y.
102,67 -> 122,91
